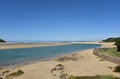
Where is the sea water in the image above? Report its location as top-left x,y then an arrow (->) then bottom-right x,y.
0,44 -> 101,66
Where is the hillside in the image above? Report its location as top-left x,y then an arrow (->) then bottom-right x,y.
103,37 -> 120,42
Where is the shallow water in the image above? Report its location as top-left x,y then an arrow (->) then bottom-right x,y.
0,44 -> 101,66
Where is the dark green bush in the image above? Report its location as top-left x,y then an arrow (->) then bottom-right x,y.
6,70 -> 24,79
103,37 -> 120,42
114,66 -> 120,72
115,41 -> 120,52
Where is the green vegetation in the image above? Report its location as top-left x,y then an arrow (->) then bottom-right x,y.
114,66 -> 120,73
115,41 -> 120,52
103,37 -> 120,52
103,37 -> 120,42
0,39 -> 6,42
98,48 -> 120,58
56,56 -> 78,62
6,70 -> 24,79
68,75 -> 120,79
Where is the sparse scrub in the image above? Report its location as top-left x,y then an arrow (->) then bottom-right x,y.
6,70 -> 24,79
99,59 -> 104,61
3,70 -> 10,74
56,56 -> 69,62
108,66 -> 113,69
56,56 -> 78,62
68,75 -> 120,79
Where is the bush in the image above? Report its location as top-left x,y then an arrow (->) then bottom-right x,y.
114,66 -> 120,72
6,70 -> 24,79
115,41 -> 120,52
103,37 -> 120,42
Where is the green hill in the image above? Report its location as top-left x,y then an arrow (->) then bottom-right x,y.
103,37 -> 120,42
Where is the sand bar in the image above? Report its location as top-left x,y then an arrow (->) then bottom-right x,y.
0,41 -> 102,50
0,43 -> 70,50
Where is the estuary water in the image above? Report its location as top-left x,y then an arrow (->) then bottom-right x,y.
0,44 -> 101,66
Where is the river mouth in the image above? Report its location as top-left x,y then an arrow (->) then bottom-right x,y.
0,44 -> 101,67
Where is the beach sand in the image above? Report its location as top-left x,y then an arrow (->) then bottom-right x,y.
0,42 -> 120,79
0,43 -> 70,50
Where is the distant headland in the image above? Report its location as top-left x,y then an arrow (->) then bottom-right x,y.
0,39 -> 6,42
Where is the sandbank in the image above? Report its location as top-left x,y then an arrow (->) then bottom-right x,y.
0,43 -> 70,50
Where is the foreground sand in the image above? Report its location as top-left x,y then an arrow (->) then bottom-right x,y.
1,42 -> 119,79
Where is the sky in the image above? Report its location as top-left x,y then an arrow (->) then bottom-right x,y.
0,0 -> 120,41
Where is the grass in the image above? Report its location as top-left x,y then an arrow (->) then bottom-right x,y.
68,75 -> 120,79
98,48 -> 120,58
6,70 -> 24,79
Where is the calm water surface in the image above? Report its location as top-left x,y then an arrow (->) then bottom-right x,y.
0,44 -> 101,66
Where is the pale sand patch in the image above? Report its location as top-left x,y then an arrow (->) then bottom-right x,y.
100,42 -> 116,48
64,49 -> 119,76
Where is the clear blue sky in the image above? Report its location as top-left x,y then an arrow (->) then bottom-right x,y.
0,0 -> 120,41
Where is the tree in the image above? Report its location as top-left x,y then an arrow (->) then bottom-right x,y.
115,41 -> 120,52
103,37 -> 120,42
0,39 -> 6,42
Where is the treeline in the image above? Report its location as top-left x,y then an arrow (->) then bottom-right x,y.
103,37 -> 120,52
103,37 -> 120,42
0,39 -> 6,42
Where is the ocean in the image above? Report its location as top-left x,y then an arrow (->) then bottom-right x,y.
0,44 -> 101,66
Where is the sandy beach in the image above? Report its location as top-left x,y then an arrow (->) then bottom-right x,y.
0,42 -> 120,79
0,43 -> 70,50
0,41 -> 102,50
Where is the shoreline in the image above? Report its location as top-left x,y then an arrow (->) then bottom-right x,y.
0,43 -> 70,50
0,42 -> 119,79
0,41 -> 102,50
0,42 -> 101,67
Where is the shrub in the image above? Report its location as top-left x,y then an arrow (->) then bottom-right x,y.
115,41 -> 120,52
6,70 -> 24,79
103,37 -> 120,42
114,66 -> 120,72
